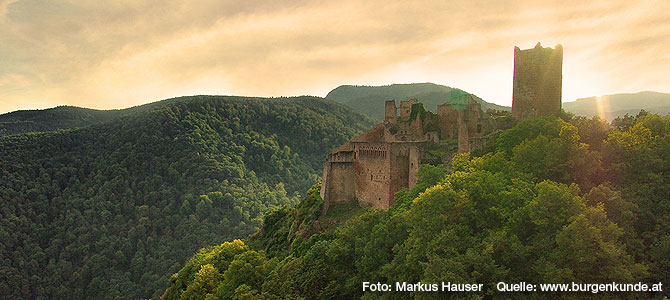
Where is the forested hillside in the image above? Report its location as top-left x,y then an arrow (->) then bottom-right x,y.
0,97 -> 194,137
164,113 -> 670,299
0,95 -> 375,299
326,83 -> 510,120
0,106 -> 126,137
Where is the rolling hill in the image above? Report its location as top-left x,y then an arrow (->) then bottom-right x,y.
0,95 -> 375,300
325,83 -> 510,120
0,97 -> 195,137
563,91 -> 670,120
0,106 -> 124,137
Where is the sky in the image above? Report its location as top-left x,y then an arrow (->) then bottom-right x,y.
1,0 -> 669,113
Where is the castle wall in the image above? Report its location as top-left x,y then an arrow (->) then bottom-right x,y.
409,116 -> 424,136
388,144 -> 410,209
353,142 -> 392,209
512,43 -> 563,120
468,136 -> 488,152
326,162 -> 355,204
457,113 -> 470,153
399,99 -> 417,121
385,100 -> 397,123
462,101 -> 490,138
408,146 -> 421,188
320,161 -> 329,201
437,104 -> 458,139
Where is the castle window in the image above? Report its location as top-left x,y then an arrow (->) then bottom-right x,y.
371,175 -> 373,181
477,124 -> 482,133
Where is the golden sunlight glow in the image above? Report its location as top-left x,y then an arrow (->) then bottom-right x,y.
0,0 -> 669,113
595,95 -> 610,120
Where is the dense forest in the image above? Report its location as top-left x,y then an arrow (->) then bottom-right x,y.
0,106 -> 125,137
163,111 -> 669,299
0,96 -> 196,137
0,96 -> 375,299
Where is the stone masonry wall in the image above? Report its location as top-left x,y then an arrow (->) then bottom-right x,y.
326,162 -> 355,204
353,142 -> 392,209
512,43 -> 563,120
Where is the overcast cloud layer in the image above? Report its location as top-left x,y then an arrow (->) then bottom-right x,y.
1,0 -> 668,113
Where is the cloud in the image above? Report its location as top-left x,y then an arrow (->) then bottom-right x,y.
0,0 -> 21,18
1,0 -> 670,113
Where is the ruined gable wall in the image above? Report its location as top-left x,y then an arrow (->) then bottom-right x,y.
409,115 -> 424,136
399,99 -> 418,121
437,104 -> 458,139
462,101 -> 490,138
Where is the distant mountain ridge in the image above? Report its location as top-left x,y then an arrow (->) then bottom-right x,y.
5,88 -> 669,138
2,84 -> 506,136
326,83 -> 510,120
563,91 -> 670,120
0,96 -> 204,137
0,106 -> 121,136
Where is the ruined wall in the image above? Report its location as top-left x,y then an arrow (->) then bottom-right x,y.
353,142 -> 392,209
321,44 -> 563,212
468,136 -> 489,151
437,104 -> 458,139
409,115 -> 424,136
385,100 -> 397,123
399,99 -> 417,121
323,96 -> 498,212
462,100 -> 491,138
457,114 -> 470,153
512,43 -> 563,120
408,145 -> 421,188
388,144 -> 410,209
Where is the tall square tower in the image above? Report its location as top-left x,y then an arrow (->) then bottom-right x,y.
512,43 -> 563,120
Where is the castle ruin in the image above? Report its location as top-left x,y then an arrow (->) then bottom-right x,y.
321,43 -> 563,211
320,94 -> 495,211
512,42 -> 563,120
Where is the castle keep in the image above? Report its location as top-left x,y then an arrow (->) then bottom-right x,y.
512,42 -> 563,120
320,94 -> 494,210
321,43 -> 563,211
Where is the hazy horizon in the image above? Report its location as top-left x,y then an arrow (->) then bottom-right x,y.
1,0 -> 669,114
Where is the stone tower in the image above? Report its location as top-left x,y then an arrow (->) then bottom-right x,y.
512,42 -> 563,120
385,100 -> 397,123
